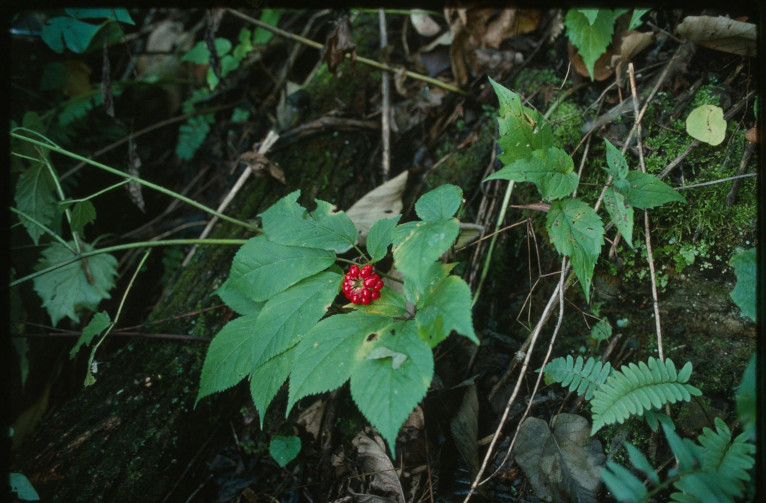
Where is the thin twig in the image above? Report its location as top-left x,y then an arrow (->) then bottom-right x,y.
379,9 -> 391,181
181,129 -> 279,266
628,63 -> 664,362
225,8 -> 466,96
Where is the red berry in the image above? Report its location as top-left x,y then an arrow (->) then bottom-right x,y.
361,296 -> 371,305
371,290 -> 380,300
345,273 -> 356,281
360,264 -> 373,278
361,288 -> 371,301
374,280 -> 384,291
349,265 -> 360,276
351,294 -> 361,304
363,276 -> 378,288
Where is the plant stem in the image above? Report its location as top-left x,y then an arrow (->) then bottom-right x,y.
9,207 -> 76,253
472,181 -> 514,307
225,8 -> 466,96
11,130 -> 259,232
9,238 -> 247,287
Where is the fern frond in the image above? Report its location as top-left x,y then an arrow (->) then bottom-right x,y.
176,114 -> 214,161
590,357 -> 701,434
543,355 -> 611,400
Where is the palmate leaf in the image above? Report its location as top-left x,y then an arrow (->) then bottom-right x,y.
543,355 -> 612,400
546,199 -> 604,302
392,218 -> 459,284
259,190 -> 358,253
197,271 -> 339,405
32,241 -> 117,326
590,357 -> 702,434
415,184 -> 463,221
485,146 -> 578,200
415,275 -> 477,347
15,162 -> 58,245
289,314 -> 434,454
227,236 -> 335,302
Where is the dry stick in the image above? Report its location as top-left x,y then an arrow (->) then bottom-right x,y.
379,9 -> 391,181
181,129 -> 279,266
489,259 -> 569,478
226,8 -> 466,96
464,260 -> 572,502
628,63 -> 664,362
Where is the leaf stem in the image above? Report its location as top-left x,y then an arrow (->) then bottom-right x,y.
9,207 -> 76,253
9,238 -> 247,287
11,129 -> 260,232
472,181 -> 514,307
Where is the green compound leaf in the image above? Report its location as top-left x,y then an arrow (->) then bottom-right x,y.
403,261 -> 456,307
350,320 -> 434,454
69,310 -> 111,359
269,435 -> 301,467
228,236 -> 335,302
181,38 -> 233,64
603,138 -> 628,180
485,146 -> 578,200
15,162 -> 58,245
488,78 -> 554,165
415,184 -> 463,221
260,190 -> 358,253
253,9 -> 281,45
729,247 -> 756,322
589,317 -> 613,344
353,287 -> 409,318
590,357 -> 702,434
175,114 -> 214,161
366,215 -> 401,262
628,9 -> 651,31
249,346 -> 295,427
392,218 -> 459,283
737,354 -> 756,442
565,9 -> 617,80
215,277 -> 265,316
543,355 -> 612,400
288,312 -> 392,412
196,315 -> 259,404
603,186 -> 634,250
33,241 -> 117,326
198,271 -> 339,406
686,105 -> 727,146
617,171 -> 686,209
415,275 -> 477,347
41,16 -> 105,54
546,199 -> 604,302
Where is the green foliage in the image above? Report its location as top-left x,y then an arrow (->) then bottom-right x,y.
40,8 -> 134,54
32,241 -> 118,326
269,435 -> 301,467
14,161 -> 58,245
9,471 -> 40,501
729,247 -> 755,321
590,357 -> 702,434
543,355 -> 612,400
197,187 -> 476,453
736,354 -> 756,442
686,105 -> 726,146
69,311 -> 111,358
601,419 -> 755,503
176,114 -> 214,161
564,9 -> 617,80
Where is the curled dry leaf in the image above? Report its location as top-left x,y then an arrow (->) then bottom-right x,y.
410,10 -> 441,37
745,127 -> 758,144
620,30 -> 653,61
296,398 -> 326,441
352,430 -> 406,503
677,16 -> 756,57
322,15 -> 356,75
346,170 -> 407,245
238,151 -> 286,184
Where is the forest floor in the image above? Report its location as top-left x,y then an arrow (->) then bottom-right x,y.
9,7 -> 759,503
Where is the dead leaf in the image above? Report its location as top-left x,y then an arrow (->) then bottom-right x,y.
449,382 -> 480,481
515,414 -> 605,503
323,15 -> 356,75
238,151 -> 286,184
352,430 -> 405,503
346,170 -> 407,245
296,399 -> 326,441
620,30 -> 653,61
568,42 -> 615,81
410,10 -> 441,37
745,126 -> 758,144
484,9 -> 517,49
677,16 -> 756,57
61,60 -> 92,98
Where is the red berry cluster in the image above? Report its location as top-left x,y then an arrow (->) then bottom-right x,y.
343,264 -> 383,305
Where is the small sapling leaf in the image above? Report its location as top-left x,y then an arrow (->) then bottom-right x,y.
269,435 -> 301,467
686,104 -> 726,145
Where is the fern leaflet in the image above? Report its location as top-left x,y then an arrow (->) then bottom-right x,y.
543,355 -> 611,400
590,357 -> 701,434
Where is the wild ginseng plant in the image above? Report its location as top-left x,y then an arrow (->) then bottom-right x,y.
196,185 -> 477,454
